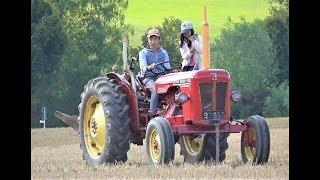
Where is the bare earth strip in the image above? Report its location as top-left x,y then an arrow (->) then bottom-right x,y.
31,117 -> 289,179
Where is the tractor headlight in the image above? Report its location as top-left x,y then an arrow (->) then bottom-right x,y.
231,91 -> 241,102
175,93 -> 189,105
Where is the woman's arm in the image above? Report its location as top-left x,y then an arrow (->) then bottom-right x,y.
192,35 -> 202,54
180,43 -> 193,61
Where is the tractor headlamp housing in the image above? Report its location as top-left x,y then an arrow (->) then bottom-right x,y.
231,91 -> 241,103
175,93 -> 189,105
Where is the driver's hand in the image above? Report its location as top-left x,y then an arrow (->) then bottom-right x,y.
148,63 -> 156,69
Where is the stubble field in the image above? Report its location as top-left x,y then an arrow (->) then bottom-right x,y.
32,117 -> 288,179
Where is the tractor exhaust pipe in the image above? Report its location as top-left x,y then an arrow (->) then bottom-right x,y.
201,6 -> 210,69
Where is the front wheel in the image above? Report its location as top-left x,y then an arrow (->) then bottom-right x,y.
145,117 -> 175,164
241,115 -> 270,164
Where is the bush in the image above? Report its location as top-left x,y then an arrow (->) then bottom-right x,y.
263,81 -> 289,117
31,0 -> 130,127
212,17 -> 277,119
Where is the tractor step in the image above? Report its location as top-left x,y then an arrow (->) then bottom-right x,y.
54,111 -> 79,134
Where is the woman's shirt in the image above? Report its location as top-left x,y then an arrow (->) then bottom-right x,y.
179,34 -> 203,70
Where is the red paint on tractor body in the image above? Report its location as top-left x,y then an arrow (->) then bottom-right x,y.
156,69 -> 232,129
108,69 -> 249,145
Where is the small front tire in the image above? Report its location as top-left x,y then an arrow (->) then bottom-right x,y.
241,115 -> 270,164
145,117 -> 175,164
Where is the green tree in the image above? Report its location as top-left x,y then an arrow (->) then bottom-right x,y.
263,80 -> 289,117
264,0 -> 289,84
51,0 -> 131,127
212,17 -> 277,119
31,0 -> 67,127
31,0 -> 67,86
268,0 -> 289,22
158,17 -> 183,69
31,0 -> 131,127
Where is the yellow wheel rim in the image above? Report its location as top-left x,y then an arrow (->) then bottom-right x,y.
83,95 -> 106,159
149,129 -> 161,163
182,135 -> 204,156
244,127 -> 256,161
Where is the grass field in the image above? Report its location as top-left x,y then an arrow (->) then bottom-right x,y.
31,117 -> 289,179
125,0 -> 270,46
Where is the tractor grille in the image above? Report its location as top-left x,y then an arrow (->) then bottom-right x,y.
199,82 -> 227,121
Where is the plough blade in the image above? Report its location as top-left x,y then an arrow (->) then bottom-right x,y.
54,111 -> 79,134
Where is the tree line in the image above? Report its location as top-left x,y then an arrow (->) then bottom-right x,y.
31,0 -> 288,127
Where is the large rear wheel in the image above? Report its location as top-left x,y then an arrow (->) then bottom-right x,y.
179,132 -> 229,163
79,77 -> 132,164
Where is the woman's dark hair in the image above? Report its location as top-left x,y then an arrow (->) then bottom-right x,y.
179,29 -> 194,48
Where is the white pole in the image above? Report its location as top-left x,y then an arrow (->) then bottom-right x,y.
44,107 -> 46,129
40,107 -> 46,129
122,34 -> 128,72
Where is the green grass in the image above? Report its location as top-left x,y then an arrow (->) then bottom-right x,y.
125,0 -> 270,46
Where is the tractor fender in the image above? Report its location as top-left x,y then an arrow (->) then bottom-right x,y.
106,73 -> 140,134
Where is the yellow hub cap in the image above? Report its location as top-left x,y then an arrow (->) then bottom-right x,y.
84,95 -> 106,159
149,129 -> 161,163
182,135 -> 204,156
244,127 -> 256,160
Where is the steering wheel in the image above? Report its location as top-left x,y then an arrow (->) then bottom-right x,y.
146,61 -> 173,76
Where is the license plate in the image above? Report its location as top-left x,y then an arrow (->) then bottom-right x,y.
203,111 -> 224,121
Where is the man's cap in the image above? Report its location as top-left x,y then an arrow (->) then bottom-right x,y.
181,21 -> 193,33
147,28 -> 160,38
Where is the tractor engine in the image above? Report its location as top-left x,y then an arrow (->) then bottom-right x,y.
155,69 -> 232,130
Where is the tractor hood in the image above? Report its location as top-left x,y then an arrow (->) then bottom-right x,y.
155,69 -> 230,94
156,71 -> 197,84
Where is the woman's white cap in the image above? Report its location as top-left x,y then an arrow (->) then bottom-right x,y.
181,21 -> 193,33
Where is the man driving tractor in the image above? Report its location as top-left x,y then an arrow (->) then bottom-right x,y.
138,28 -> 171,117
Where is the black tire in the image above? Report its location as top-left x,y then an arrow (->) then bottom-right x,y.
179,132 -> 229,163
79,76 -> 132,164
145,117 -> 175,164
241,115 -> 270,164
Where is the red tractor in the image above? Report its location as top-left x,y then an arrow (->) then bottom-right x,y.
55,8 -> 270,165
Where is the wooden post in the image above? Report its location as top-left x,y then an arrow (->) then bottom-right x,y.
201,6 -> 210,69
122,34 -> 128,72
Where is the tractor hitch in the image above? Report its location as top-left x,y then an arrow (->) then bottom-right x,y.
54,111 -> 79,134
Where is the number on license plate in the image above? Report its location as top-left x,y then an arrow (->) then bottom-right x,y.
203,111 -> 224,120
